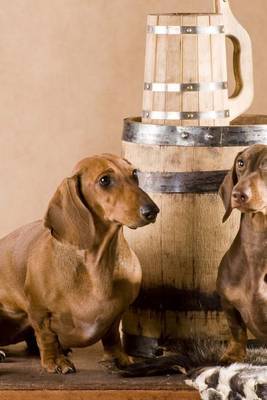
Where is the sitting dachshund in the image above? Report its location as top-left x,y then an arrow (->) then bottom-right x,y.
217,144 -> 267,363
0,154 -> 159,373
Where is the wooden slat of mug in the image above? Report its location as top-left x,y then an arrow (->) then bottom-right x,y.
165,15 -> 182,126
210,14 -> 228,126
152,15 -> 169,125
197,15 -> 214,126
181,15 -> 198,127
142,15 -> 158,124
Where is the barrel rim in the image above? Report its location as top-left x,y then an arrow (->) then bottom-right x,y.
122,115 -> 267,147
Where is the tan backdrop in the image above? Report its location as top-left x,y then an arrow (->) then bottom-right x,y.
0,0 -> 266,236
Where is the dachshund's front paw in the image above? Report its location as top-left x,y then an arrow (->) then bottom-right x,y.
102,350 -> 133,369
220,349 -> 246,365
43,355 -> 76,374
115,352 -> 134,369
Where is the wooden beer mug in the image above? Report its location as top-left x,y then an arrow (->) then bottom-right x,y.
142,0 -> 254,126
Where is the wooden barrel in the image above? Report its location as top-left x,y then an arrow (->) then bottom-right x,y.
121,115 -> 267,357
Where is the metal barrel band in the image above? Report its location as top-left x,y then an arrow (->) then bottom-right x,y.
147,25 -> 225,35
144,81 -> 228,93
122,117 -> 267,147
137,170 -> 228,194
123,333 -> 163,358
142,110 -> 230,120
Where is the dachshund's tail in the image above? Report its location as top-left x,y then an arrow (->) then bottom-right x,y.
121,354 -> 192,377
120,345 -> 267,400
121,337 -> 225,377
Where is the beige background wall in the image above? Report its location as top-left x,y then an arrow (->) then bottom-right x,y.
0,0 -> 266,236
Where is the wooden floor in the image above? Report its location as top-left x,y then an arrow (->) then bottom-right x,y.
0,343 -> 200,400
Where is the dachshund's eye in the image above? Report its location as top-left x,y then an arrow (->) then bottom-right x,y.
260,160 -> 267,170
99,175 -> 111,187
132,169 -> 139,183
237,159 -> 245,168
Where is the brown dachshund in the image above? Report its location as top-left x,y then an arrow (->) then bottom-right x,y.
0,154 -> 159,373
217,144 -> 267,364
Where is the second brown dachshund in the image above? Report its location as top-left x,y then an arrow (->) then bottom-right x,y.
218,144 -> 267,363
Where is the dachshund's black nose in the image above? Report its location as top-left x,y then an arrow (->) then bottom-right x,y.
140,204 -> 159,221
232,190 -> 249,204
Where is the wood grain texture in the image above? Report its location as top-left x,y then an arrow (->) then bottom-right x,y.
122,137 -> 246,348
0,391 -> 200,400
141,4 -> 253,126
142,15 -> 158,123
197,15 -> 213,126
181,15 -> 199,127
122,142 -> 246,172
210,14 -> 228,126
0,343 -> 196,393
166,15 -> 182,126
222,0 -> 254,119
152,15 -> 169,125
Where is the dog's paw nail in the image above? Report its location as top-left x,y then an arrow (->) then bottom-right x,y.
58,358 -> 76,374
55,366 -> 62,374
66,366 -> 76,374
0,351 -> 6,362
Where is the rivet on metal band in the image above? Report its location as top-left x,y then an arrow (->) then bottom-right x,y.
122,117 -> 267,147
142,110 -> 230,120
147,25 -> 225,35
144,82 -> 228,93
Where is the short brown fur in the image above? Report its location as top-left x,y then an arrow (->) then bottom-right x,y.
217,144 -> 267,363
0,154 -> 159,373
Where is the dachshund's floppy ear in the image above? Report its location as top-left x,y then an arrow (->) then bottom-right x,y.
44,175 -> 95,249
219,151 -> 243,223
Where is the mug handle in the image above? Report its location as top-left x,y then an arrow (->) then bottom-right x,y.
215,0 -> 254,120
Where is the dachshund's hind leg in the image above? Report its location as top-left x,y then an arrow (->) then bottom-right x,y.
102,316 -> 133,369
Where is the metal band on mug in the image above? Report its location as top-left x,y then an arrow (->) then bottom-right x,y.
144,82 -> 228,93
137,170 -> 228,194
142,110 -> 230,120
147,25 -> 225,35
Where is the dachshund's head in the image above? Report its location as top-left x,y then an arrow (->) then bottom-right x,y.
219,144 -> 267,222
44,154 -> 159,247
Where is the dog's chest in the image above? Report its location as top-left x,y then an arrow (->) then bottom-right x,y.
48,243 -> 141,348
226,267 -> 267,337
52,298 -> 120,348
